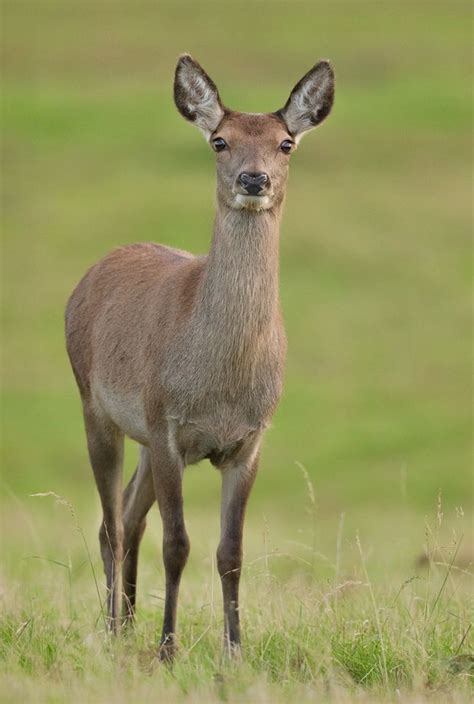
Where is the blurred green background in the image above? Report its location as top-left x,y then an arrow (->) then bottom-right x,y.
1,1 -> 472,575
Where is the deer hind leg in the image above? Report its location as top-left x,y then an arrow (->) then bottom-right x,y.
122,446 -> 155,623
217,439 -> 261,655
149,432 -> 190,662
83,404 -> 124,634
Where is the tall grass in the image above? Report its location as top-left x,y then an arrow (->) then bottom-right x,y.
0,489 -> 471,703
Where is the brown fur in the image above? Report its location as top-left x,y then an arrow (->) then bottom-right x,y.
65,54 -> 334,657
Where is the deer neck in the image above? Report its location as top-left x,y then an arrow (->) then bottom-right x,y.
194,203 -> 282,374
166,204 -> 284,418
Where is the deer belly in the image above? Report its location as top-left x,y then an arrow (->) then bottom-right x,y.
92,382 -> 149,445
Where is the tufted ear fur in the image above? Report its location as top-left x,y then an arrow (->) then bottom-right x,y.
174,54 -> 225,138
278,60 -> 335,139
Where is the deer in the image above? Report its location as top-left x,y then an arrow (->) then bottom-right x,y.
65,54 -> 335,660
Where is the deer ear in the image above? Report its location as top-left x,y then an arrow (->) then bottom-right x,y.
174,54 -> 225,138
278,60 -> 335,139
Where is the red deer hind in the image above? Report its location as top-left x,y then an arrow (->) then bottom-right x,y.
65,54 -> 335,659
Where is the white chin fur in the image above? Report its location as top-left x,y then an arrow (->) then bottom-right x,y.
234,194 -> 272,211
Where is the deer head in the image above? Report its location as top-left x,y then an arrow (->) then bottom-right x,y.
174,54 -> 335,212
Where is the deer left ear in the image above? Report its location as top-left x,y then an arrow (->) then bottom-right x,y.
278,60 -> 335,139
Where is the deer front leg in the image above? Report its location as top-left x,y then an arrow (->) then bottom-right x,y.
217,439 -> 260,655
149,434 -> 190,662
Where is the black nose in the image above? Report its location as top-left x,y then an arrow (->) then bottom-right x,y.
238,172 -> 269,195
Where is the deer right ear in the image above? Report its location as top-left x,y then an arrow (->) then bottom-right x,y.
174,55 -> 225,139
278,60 -> 335,139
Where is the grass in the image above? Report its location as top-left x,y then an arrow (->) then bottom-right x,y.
1,485 -> 473,702
0,489 -> 472,703
1,0 -> 472,701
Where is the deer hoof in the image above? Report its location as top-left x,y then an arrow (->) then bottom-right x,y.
158,638 -> 176,664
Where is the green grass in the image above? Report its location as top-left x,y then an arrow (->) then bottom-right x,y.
1,1 -> 472,701
0,489 -> 472,703
1,488 -> 472,703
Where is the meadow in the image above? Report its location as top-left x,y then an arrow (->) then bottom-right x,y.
1,1 -> 472,701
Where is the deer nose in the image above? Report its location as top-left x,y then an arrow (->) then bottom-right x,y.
238,172 -> 269,195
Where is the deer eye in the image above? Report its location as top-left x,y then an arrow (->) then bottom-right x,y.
280,139 -> 294,154
212,137 -> 228,152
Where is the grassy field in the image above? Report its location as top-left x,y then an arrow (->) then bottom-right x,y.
1,1 -> 472,701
